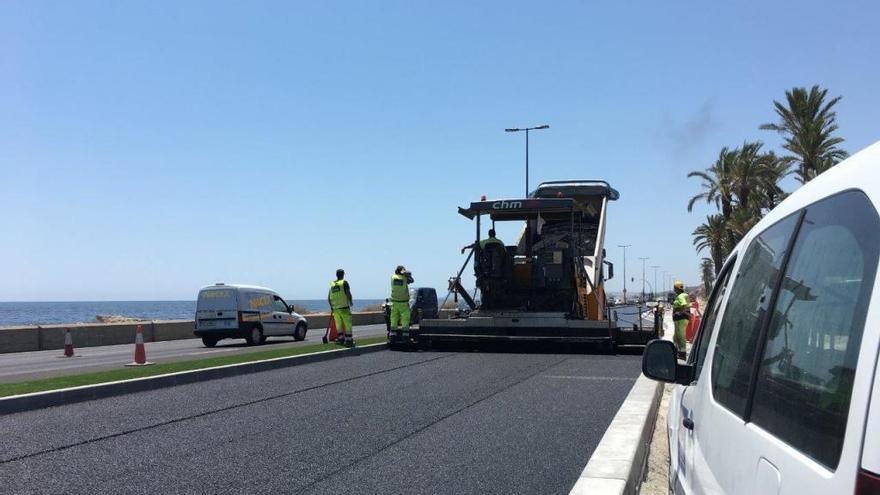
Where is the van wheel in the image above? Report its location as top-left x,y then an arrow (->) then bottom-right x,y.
293,323 -> 307,341
202,337 -> 218,348
246,327 -> 265,346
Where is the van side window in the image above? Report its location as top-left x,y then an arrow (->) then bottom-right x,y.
272,296 -> 289,313
711,213 -> 799,418
690,257 -> 735,381
750,191 -> 880,470
247,293 -> 273,312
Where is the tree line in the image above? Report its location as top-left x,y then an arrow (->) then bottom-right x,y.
688,85 -> 848,294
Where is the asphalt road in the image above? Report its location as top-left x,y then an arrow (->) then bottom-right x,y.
0,348 -> 641,494
0,324 -> 389,383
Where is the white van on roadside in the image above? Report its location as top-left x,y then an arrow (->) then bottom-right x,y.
193,283 -> 308,347
642,141 -> 880,495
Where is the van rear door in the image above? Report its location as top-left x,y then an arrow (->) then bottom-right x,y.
196,288 -> 239,330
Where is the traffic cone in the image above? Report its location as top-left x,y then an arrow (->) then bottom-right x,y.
329,317 -> 338,342
62,328 -> 75,357
125,324 -> 154,366
322,316 -> 338,344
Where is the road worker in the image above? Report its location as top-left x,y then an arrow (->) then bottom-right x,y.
328,268 -> 354,347
672,280 -> 690,358
389,265 -> 415,341
461,228 -> 504,253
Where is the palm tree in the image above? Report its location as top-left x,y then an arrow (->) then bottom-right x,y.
693,214 -> 728,275
760,85 -> 848,183
730,141 -> 773,213
754,150 -> 790,211
700,258 -> 715,295
727,206 -> 760,247
687,147 -> 737,220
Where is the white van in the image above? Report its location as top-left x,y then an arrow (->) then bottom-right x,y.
642,141 -> 880,494
193,283 -> 308,347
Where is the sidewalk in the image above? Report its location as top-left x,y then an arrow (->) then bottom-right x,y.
639,308 -> 691,494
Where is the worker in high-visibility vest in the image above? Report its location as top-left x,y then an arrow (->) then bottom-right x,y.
328,268 -> 354,347
389,265 -> 414,341
671,280 -> 690,358
461,228 -> 504,253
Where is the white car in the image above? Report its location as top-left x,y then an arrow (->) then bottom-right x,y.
193,283 -> 308,347
642,141 -> 880,494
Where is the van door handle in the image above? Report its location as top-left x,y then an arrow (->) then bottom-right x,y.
683,418 -> 695,430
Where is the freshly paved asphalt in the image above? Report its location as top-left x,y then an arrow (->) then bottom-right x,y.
0,348 -> 641,494
0,324 -> 389,383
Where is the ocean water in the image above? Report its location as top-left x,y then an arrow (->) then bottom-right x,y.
0,299 -> 385,327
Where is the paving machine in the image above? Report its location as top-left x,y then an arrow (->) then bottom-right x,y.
415,180 -> 657,349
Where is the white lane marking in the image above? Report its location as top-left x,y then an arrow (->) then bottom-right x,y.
543,375 -> 636,381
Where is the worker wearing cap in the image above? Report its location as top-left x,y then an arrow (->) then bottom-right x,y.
672,280 -> 690,357
328,268 -> 354,347
461,229 -> 504,253
389,265 -> 415,341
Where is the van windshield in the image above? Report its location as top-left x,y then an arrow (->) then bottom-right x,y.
197,289 -> 237,311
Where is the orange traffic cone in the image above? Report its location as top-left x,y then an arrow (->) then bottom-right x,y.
62,328 -> 75,357
125,324 -> 154,366
322,316 -> 338,344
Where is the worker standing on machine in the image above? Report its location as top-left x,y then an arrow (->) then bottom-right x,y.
389,265 -> 414,341
672,280 -> 690,358
328,268 -> 354,347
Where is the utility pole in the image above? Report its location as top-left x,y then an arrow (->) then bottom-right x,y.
639,257 -> 649,302
651,265 -> 660,300
617,244 -> 631,303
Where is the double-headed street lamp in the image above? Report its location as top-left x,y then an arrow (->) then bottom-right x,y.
639,257 -> 649,302
505,124 -> 550,196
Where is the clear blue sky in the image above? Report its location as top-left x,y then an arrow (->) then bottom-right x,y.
2,1 -> 878,301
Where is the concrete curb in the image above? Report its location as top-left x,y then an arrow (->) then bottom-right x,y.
0,343 -> 388,415
569,374 -> 664,495
1,310 -> 456,353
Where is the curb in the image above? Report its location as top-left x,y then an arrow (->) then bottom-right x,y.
0,343 -> 388,415
569,374 -> 664,495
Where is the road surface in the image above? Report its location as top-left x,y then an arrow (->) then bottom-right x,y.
0,348 -> 641,494
0,324 -> 389,383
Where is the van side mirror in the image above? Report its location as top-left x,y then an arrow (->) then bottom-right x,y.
607,261 -> 614,280
642,340 -> 695,385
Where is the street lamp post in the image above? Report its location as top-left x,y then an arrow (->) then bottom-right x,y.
617,244 -> 631,303
639,257 -> 649,302
651,265 -> 660,301
505,124 -> 550,196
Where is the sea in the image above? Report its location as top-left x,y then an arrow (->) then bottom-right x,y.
0,299 -> 385,327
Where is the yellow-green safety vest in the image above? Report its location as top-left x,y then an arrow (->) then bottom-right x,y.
672,292 -> 690,320
390,273 -> 409,303
329,280 -> 349,310
479,237 -> 504,249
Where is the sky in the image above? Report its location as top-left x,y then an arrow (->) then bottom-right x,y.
2,1 -> 878,301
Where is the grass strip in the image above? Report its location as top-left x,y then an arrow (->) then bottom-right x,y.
0,336 -> 387,398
